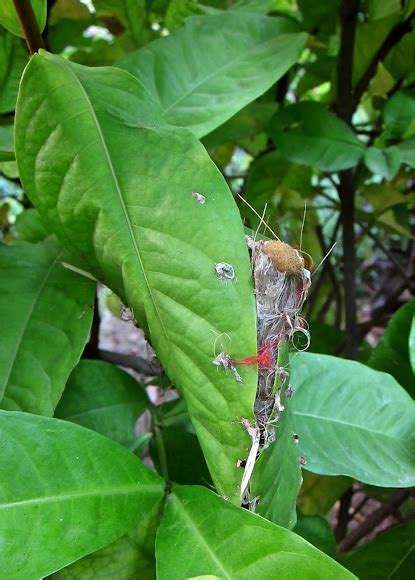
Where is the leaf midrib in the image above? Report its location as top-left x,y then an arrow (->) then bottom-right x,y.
0,482 -> 160,510
0,248 -> 62,400
60,58 -> 169,347
294,410 -> 411,443
173,494 -> 232,580
387,544 -> 415,579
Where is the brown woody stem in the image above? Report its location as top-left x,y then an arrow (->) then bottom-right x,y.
12,0 -> 45,54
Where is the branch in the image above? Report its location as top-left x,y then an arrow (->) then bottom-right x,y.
96,349 -> 163,376
351,12 -> 415,111
366,229 -> 414,286
335,0 -> 360,123
12,0 -> 45,54
334,1 -> 361,359
338,490 -> 410,552
359,274 -> 415,335
335,487 -> 354,542
338,170 -> 359,359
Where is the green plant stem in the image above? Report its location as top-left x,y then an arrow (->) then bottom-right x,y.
12,0 -> 45,54
155,426 -> 171,490
151,407 -> 171,490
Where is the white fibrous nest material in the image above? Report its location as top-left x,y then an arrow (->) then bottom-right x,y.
240,236 -> 311,502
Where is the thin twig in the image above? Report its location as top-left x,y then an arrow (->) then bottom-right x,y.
96,349 -> 163,376
349,494 -> 370,520
317,189 -> 339,205
338,490 -> 410,552
366,229 -> 413,285
351,12 -> 415,111
359,274 -> 415,336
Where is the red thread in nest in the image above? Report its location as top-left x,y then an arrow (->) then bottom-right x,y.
235,335 -> 282,369
295,278 -> 308,309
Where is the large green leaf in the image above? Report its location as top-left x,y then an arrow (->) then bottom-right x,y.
269,102 -> 365,171
0,238 -> 95,415
250,400 -> 301,529
243,150 -> 313,233
0,0 -> 47,38
362,184 -> 408,214
296,55 -> 336,97
0,411 -> 164,579
369,300 -> 415,395
202,101 -> 275,148
156,485 -> 355,579
0,125 -> 14,161
339,521 -> 415,579
0,29 -> 28,113
364,146 -> 401,180
398,136 -> 415,168
231,0 -> 293,14
385,30 -> 415,80
118,12 -> 307,137
56,499 -> 163,580
290,353 -> 415,487
251,344 -> 301,529
14,208 -> 49,242
353,14 -> 400,86
55,359 -> 148,450
15,51 -> 258,502
298,0 -> 340,38
366,0 -> 403,21
165,0 -> 209,32
151,425 -> 211,485
384,90 -> 415,139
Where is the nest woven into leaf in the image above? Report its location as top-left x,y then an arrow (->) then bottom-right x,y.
249,238 -> 310,399
240,236 -> 311,501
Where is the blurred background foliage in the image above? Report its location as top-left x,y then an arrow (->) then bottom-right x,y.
1,0 -> 415,577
